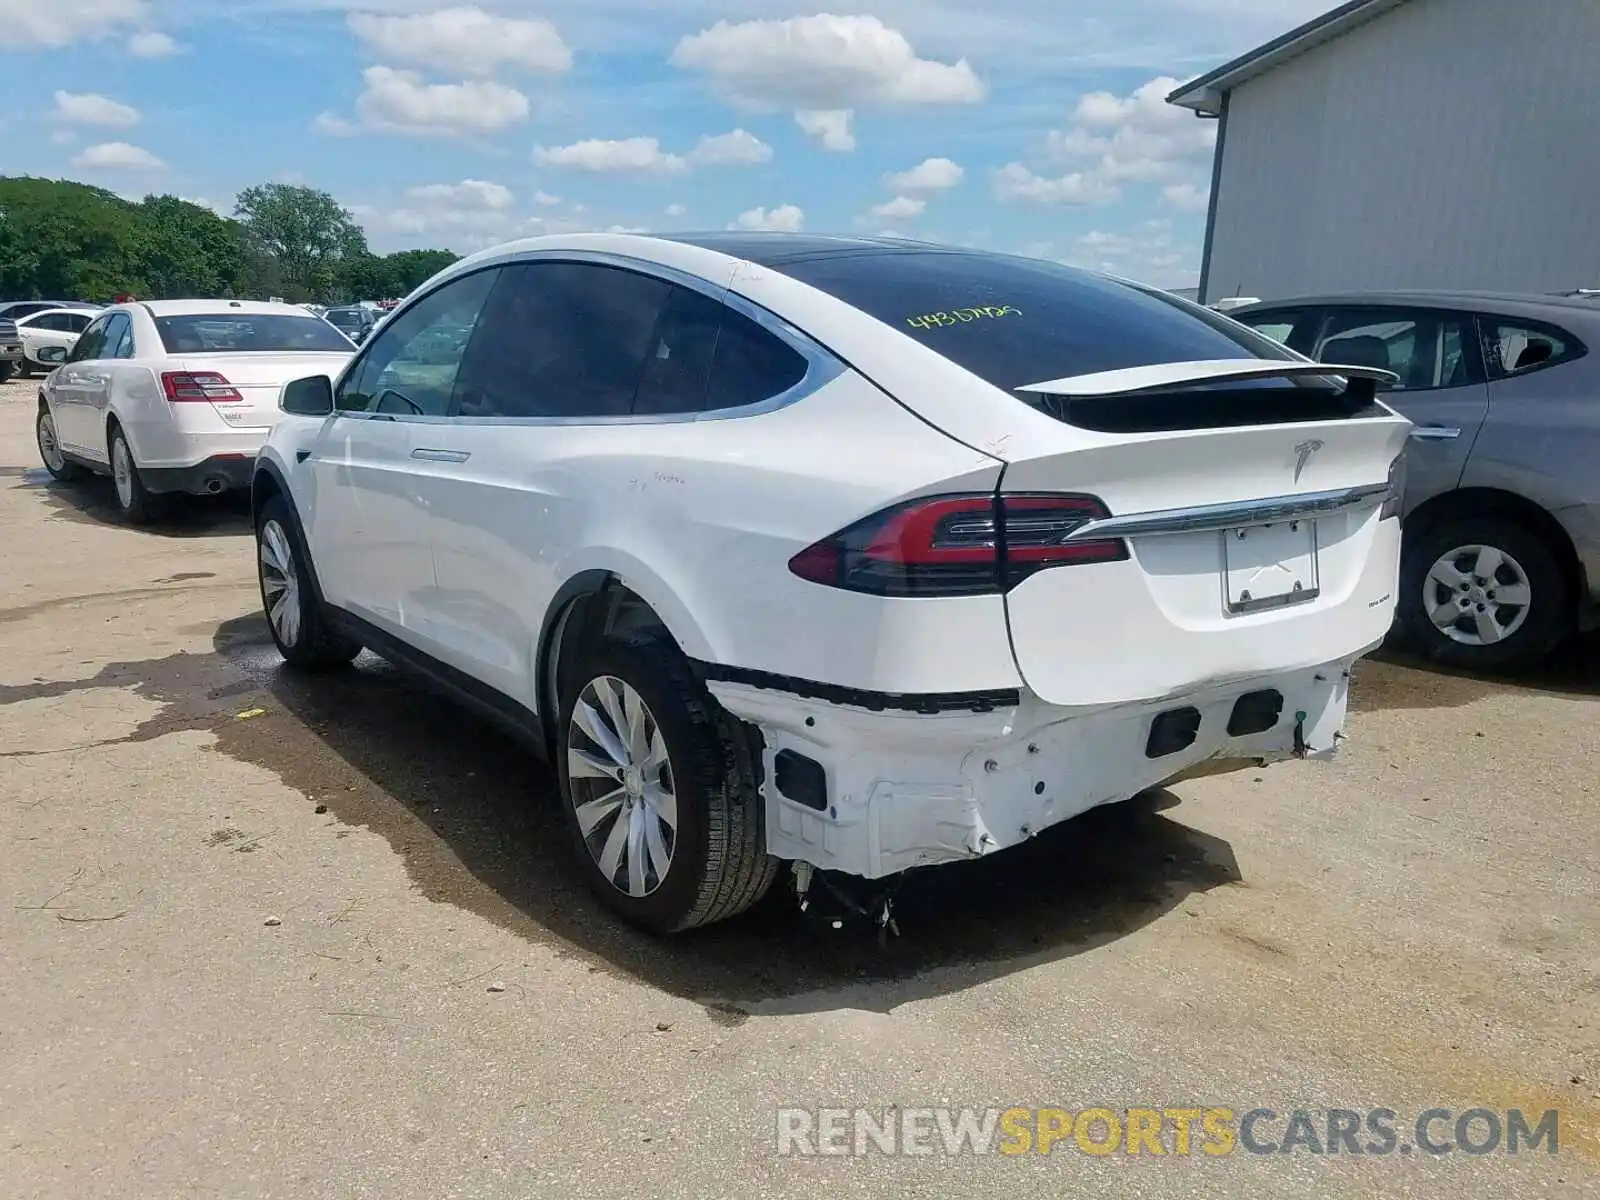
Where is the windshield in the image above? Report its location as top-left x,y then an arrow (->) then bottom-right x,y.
155,314 -> 354,354
772,250 -> 1305,393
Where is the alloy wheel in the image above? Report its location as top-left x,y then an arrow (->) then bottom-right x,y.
111,437 -> 135,510
1423,543 -> 1533,647
37,412 -> 64,473
566,675 -> 678,898
259,520 -> 302,648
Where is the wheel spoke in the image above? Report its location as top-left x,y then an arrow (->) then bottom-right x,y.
644,811 -> 672,882
568,747 -> 622,781
1473,608 -> 1504,644
572,697 -> 630,770
573,787 -> 625,836
280,583 -> 300,645
594,679 -> 631,761
596,807 -> 630,883
1427,561 -> 1468,591
622,685 -> 649,761
1493,583 -> 1531,607
642,728 -> 670,776
1473,545 -> 1504,580
1427,599 -> 1462,630
642,781 -> 677,832
625,805 -> 648,896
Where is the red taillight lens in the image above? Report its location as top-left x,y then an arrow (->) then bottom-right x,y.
161,371 -> 243,403
788,493 -> 1127,596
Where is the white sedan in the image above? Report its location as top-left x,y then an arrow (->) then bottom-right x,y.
251,232 -> 1409,934
35,299 -> 355,522
13,307 -> 95,375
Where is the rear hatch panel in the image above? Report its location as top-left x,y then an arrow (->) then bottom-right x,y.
168,352 -> 352,430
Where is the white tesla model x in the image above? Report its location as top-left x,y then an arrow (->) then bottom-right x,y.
251,233 -> 1408,933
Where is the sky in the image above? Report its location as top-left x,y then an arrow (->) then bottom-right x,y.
0,0 -> 1333,289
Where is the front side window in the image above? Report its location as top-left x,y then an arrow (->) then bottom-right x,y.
1481,319 -> 1578,378
67,315 -> 111,362
455,262 -> 672,419
337,268 -> 501,416
1315,309 -> 1473,391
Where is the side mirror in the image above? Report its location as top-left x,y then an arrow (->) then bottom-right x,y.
281,374 -> 335,416
36,345 -> 68,365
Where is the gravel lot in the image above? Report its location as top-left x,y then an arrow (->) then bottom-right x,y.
1,375 -> 1596,1199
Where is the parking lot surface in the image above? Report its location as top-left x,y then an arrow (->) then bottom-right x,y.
1,377 -> 1597,1199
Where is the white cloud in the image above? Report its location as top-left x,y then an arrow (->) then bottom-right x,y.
179,196 -> 227,215
664,202 -> 687,217
2,0 -> 144,49
687,128 -> 772,166
128,30 -> 179,57
991,162 -> 1115,206
795,109 -> 855,152
313,111 -> 359,137
1162,181 -> 1210,212
606,224 -> 649,234
347,6 -> 571,77
535,130 -> 771,175
886,157 -> 964,193
535,137 -> 686,175
72,141 -> 164,171
339,66 -> 531,137
871,195 -> 925,221
53,90 -> 139,127
533,190 -> 562,206
730,204 -> 804,233
1045,76 -> 1216,185
1058,221 -> 1199,289
404,179 -> 514,210
50,129 -> 76,145
673,15 -> 984,111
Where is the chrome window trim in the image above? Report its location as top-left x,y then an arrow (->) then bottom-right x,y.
1067,482 -> 1390,541
333,248 -> 845,428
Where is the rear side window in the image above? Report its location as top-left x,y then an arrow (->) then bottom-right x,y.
772,250 -> 1299,393
1480,318 -> 1581,379
631,285 -> 808,415
156,313 -> 354,354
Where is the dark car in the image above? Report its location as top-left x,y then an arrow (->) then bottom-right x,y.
322,305 -> 375,344
1231,291 -> 1600,670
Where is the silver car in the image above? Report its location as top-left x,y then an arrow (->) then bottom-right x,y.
1232,291 -> 1599,671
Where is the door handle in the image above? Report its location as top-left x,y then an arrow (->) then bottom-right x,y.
411,448 -> 471,463
1408,426 -> 1461,441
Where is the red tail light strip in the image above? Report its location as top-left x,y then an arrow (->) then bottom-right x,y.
161,371 -> 243,403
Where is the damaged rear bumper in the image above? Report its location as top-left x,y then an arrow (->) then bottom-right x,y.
705,659 -> 1362,880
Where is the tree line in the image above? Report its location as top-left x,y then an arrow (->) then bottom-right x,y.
0,177 -> 460,306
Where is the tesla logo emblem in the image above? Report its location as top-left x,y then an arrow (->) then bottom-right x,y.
1293,439 -> 1325,483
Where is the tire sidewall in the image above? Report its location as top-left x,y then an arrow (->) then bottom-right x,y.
555,639 -> 717,933
108,426 -> 161,523
1399,516 -> 1567,669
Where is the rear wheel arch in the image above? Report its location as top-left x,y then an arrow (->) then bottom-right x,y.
536,573 -> 679,755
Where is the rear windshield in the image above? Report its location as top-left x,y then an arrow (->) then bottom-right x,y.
773,250 -> 1303,392
325,309 -> 366,328
155,314 -> 354,354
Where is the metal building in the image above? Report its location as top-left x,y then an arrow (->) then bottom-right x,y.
1168,0 -> 1600,304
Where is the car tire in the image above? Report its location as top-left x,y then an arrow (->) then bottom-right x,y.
107,424 -> 168,525
255,495 -> 362,670
557,634 -> 779,933
1398,514 -> 1569,671
36,404 -> 86,482
0,362 -> 15,383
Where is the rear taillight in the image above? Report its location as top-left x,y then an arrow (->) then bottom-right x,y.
161,371 -> 243,403
788,493 -> 1127,597
1380,452 -> 1406,521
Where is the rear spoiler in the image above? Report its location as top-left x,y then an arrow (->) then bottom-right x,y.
1016,358 -> 1400,398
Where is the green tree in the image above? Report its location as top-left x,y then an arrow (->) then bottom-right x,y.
135,196 -> 249,298
0,177 -> 144,299
233,183 -> 368,302
383,248 -> 459,295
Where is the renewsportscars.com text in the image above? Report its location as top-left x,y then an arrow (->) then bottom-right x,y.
775,1106 -> 1561,1158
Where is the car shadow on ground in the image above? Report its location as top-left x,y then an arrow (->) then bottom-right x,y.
1,467 -> 253,538
189,614 -> 1241,1016
1350,629 -> 1600,713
